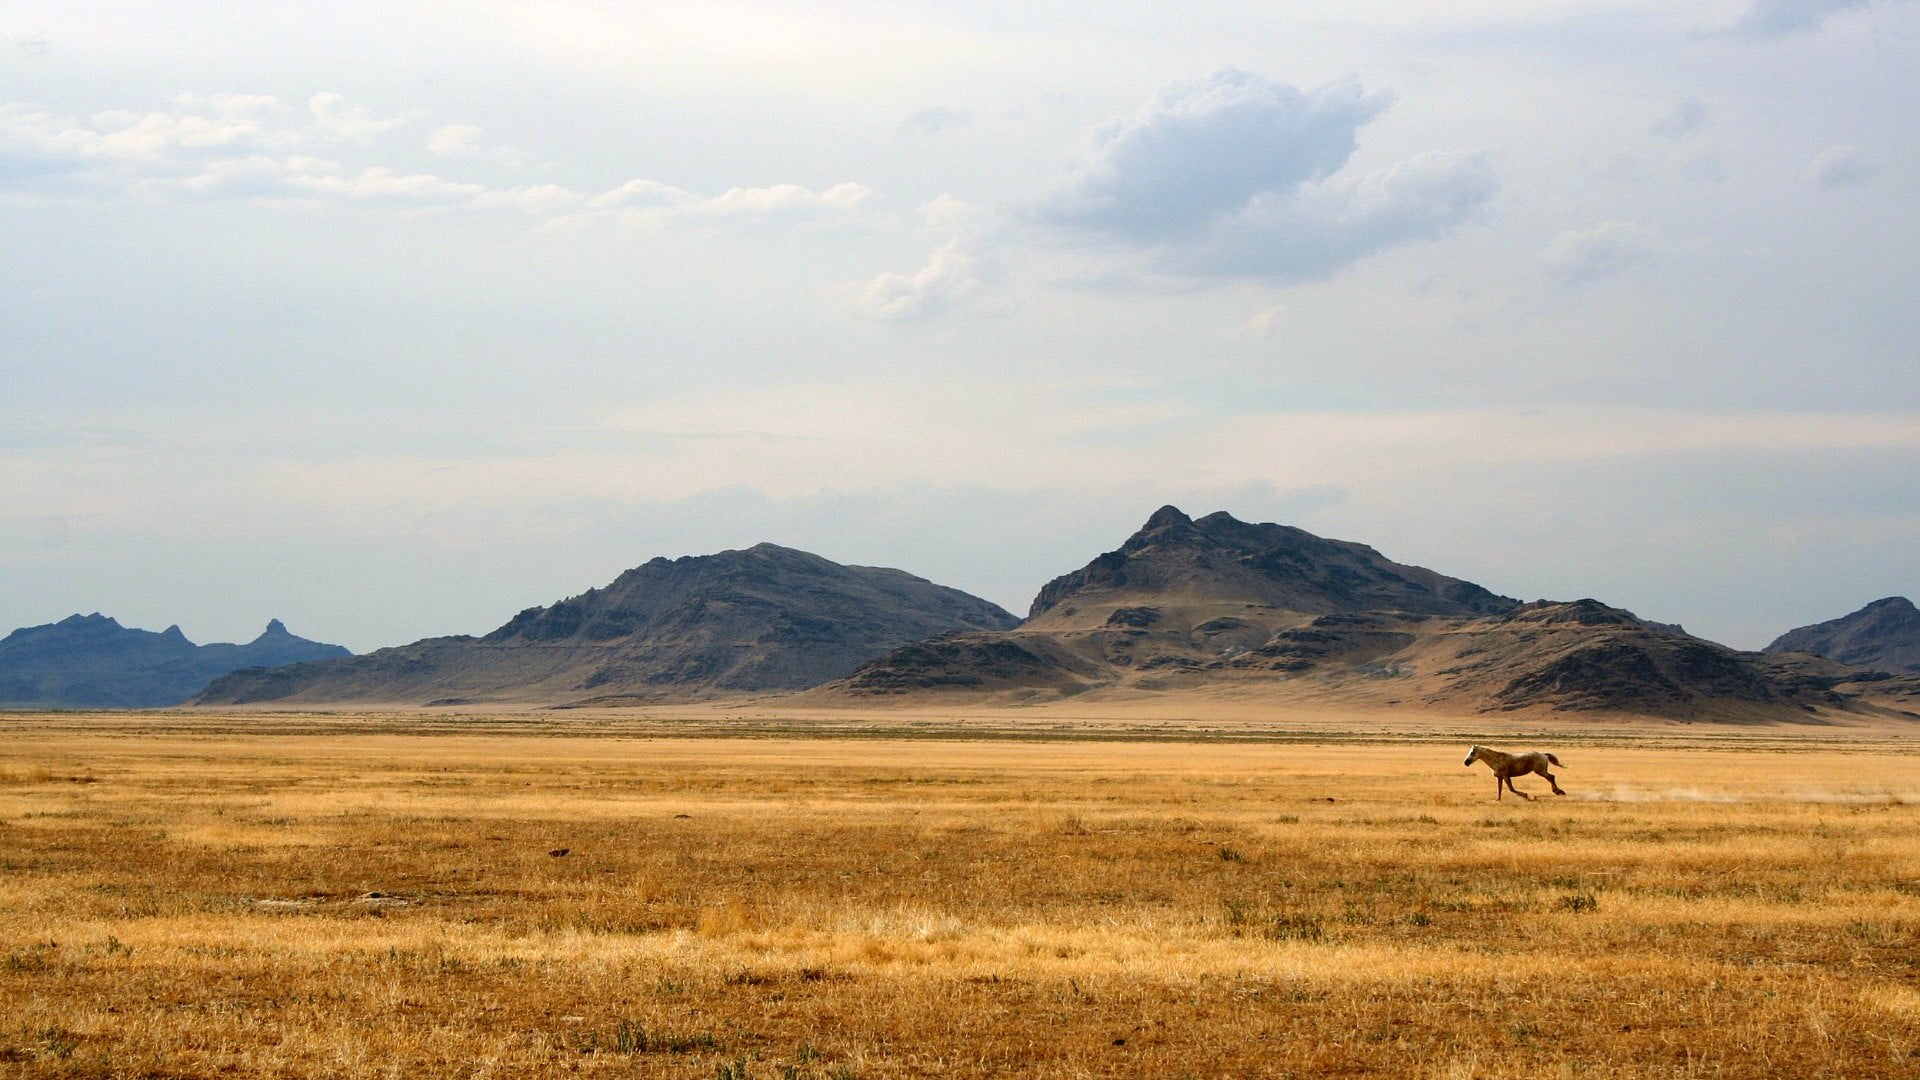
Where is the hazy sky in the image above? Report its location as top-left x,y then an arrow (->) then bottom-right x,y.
3,1 -> 1916,652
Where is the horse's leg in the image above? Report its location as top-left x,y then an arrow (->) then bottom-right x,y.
1494,773 -> 1503,801
1506,775 -> 1530,801
1543,769 -> 1565,796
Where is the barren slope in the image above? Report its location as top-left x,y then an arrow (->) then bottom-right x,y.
1766,597 -> 1920,674
197,544 -> 1017,706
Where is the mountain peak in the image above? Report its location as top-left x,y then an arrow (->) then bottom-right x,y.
1142,505 -> 1192,530
1029,507 -> 1516,621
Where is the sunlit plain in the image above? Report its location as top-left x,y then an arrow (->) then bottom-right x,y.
5,710 -> 1920,1077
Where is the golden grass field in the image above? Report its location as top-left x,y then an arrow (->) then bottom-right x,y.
6,708 -> 1920,1078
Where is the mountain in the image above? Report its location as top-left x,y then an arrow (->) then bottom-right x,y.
1765,597 -> 1920,675
0,614 -> 350,708
196,543 -> 1019,706
1026,505 -> 1519,625
826,509 -> 1851,721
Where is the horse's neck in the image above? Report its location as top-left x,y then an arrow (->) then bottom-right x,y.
1481,749 -> 1514,768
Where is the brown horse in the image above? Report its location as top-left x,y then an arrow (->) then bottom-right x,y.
1464,745 -> 1566,801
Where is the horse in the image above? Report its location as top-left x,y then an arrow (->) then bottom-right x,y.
1464,745 -> 1566,801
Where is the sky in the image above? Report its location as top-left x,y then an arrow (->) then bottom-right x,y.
2,0 -> 1917,653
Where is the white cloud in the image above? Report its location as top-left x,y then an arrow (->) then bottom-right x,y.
0,92 -> 873,232
425,123 -> 483,157
1805,144 -> 1879,186
565,178 -> 871,228
589,178 -> 691,210
307,92 -> 408,143
692,180 -> 871,218
288,166 -> 487,206
1542,221 -> 1659,286
848,196 -> 1001,322
1033,70 -> 1496,284
1175,150 -> 1499,281
844,70 -> 1498,319
1242,305 -> 1288,339
170,154 -> 341,199
851,237 -> 988,322
0,95 -> 297,183
1038,70 -> 1389,243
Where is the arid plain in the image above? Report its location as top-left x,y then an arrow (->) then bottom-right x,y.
6,705 -> 1920,1078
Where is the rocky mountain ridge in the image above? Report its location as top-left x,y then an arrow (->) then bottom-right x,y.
1026,505 -> 1518,624
22,508 -> 1915,722
0,614 -> 349,708
827,509 -> 1888,722
1765,597 -> 1920,675
196,543 -> 1018,706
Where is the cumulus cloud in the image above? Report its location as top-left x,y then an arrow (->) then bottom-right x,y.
0,92 -> 873,231
1038,70 -> 1388,243
590,178 -> 690,210
1175,150 -> 1498,281
1033,70 -> 1495,283
1805,144 -> 1879,186
852,239 -> 987,321
1543,221 -> 1659,286
307,92 -> 408,143
561,179 -> 871,229
694,181 -> 870,218
163,154 -> 547,211
1241,305 -> 1288,339
0,94 -> 293,178
425,123 -> 483,157
848,196 -> 1002,322
283,166 -> 487,206
1729,0 -> 1875,35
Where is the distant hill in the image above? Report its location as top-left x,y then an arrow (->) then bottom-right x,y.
196,543 -> 1019,706
1765,597 -> 1920,675
0,614 -> 350,708
825,508 -> 1853,722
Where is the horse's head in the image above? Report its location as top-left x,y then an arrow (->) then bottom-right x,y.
1463,746 -> 1481,767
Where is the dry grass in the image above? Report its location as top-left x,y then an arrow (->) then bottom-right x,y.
4,715 -> 1920,1077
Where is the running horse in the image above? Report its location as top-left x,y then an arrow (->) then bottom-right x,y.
1464,745 -> 1566,801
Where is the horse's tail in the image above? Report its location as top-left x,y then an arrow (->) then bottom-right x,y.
1546,752 -> 1565,768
